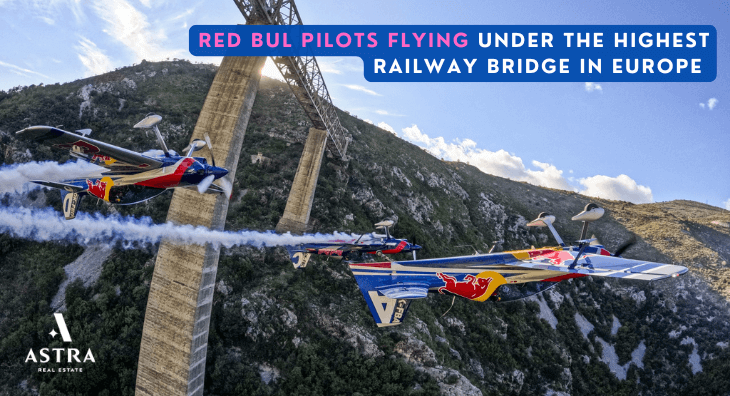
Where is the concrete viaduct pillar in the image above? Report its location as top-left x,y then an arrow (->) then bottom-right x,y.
275,127 -> 328,234
135,55 -> 266,396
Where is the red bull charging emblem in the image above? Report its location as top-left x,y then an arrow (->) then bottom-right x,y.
436,271 -> 507,302
86,177 -> 114,201
56,140 -> 100,154
313,249 -> 344,256
90,154 -> 117,166
533,250 -> 576,266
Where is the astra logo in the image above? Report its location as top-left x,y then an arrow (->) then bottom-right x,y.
50,313 -> 72,342
25,313 -> 95,370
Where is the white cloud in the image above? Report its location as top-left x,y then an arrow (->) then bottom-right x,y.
342,84 -> 381,96
399,124 -> 653,203
708,98 -> 718,110
402,124 -> 431,146
92,0 -> 184,62
0,60 -> 50,79
317,60 -> 343,75
75,36 -> 113,77
700,98 -> 719,110
375,109 -> 405,116
578,174 -> 653,203
363,119 -> 373,124
585,82 -> 602,93
170,7 -> 194,20
17,0 -> 86,24
400,124 -> 573,190
723,198 -> 730,211
317,57 -> 361,75
377,122 -> 396,135
527,160 -> 574,191
38,16 -> 55,25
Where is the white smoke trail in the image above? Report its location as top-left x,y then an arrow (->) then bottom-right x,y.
0,161 -> 104,194
0,205 -> 358,249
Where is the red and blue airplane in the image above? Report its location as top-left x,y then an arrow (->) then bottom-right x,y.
292,204 -> 688,327
16,113 -> 231,219
286,220 -> 422,269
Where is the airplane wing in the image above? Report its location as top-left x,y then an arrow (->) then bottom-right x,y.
520,252 -> 688,281
16,126 -> 163,172
572,255 -> 688,280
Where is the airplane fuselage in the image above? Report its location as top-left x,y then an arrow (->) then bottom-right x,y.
61,156 -> 228,204
303,238 -> 419,257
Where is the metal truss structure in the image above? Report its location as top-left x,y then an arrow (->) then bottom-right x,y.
233,0 -> 351,159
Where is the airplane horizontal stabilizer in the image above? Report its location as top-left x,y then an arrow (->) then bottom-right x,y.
31,180 -> 84,192
375,283 -> 429,299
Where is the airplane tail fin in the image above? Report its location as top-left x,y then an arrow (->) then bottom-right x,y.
60,190 -> 84,220
285,246 -> 311,269
350,267 -> 428,327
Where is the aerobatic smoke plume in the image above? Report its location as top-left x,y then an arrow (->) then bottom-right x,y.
0,205 -> 358,249
0,161 -> 104,195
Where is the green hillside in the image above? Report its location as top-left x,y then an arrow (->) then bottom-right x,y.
1,59 -> 729,396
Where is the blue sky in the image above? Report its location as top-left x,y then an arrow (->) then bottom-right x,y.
1,0 -> 728,209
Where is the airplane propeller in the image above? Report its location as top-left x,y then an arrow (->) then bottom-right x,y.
217,177 -> 233,199
197,174 -> 216,194
411,235 -> 418,260
191,132 -> 232,197
612,235 -> 637,257
204,133 -> 217,166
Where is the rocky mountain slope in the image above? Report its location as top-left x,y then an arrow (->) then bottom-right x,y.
1,60 -> 729,396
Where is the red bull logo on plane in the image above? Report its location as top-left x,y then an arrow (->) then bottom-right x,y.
436,271 -> 507,302
86,177 -> 114,201
55,140 -> 100,154
90,154 -> 117,166
533,250 -> 576,266
310,248 -> 345,256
